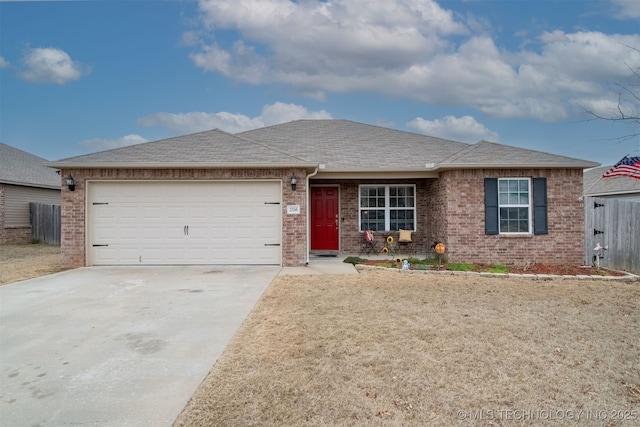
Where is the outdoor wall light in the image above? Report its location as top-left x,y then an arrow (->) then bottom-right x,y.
291,175 -> 298,191
65,175 -> 75,192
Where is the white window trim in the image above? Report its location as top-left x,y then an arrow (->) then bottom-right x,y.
498,178 -> 532,235
358,184 -> 417,232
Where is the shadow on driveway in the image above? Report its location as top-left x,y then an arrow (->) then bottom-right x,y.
0,265 -> 280,427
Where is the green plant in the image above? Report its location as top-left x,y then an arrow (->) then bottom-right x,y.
488,265 -> 509,274
343,256 -> 366,265
446,262 -> 475,272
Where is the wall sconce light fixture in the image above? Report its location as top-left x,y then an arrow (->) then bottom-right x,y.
291,175 -> 297,191
65,175 -> 75,192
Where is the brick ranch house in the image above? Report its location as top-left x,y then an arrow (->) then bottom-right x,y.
47,120 -> 599,269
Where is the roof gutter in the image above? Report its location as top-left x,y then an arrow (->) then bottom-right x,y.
45,161 -> 318,170
305,167 -> 320,265
433,162 -> 600,170
0,180 -> 61,190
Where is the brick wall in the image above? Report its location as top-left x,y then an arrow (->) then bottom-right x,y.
440,169 -> 585,266
318,179 -> 430,256
60,168 -> 307,268
60,168 -> 586,268
315,169 -> 585,266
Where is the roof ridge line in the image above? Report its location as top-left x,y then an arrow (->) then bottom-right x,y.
438,140 -> 483,165
231,131 -> 314,165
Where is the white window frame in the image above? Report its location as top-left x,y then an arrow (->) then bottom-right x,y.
359,184 -> 416,232
498,178 -> 532,234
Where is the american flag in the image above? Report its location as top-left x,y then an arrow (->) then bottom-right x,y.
602,155 -> 640,179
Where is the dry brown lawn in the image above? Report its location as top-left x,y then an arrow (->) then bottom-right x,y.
175,269 -> 640,427
0,243 -> 64,285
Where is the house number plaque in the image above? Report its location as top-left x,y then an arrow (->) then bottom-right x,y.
287,205 -> 301,214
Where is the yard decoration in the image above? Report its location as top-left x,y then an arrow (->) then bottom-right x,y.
383,235 -> 397,257
433,242 -> 446,269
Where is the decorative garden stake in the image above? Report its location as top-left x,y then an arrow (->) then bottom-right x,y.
434,243 -> 446,269
383,235 -> 397,257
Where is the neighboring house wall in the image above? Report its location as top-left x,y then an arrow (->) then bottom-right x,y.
588,193 -> 640,202
440,169 -> 584,266
0,183 -> 61,244
59,168 -> 307,269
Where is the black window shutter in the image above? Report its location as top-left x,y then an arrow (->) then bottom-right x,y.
533,177 -> 548,235
484,178 -> 499,235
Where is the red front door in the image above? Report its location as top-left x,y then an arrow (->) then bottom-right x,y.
311,187 -> 339,251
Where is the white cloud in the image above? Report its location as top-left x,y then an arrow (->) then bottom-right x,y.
187,0 -> 640,123
137,102 -> 332,134
0,56 -> 9,69
407,115 -> 499,143
191,0 -> 465,83
19,47 -> 90,84
79,134 -> 148,151
611,0 -> 640,19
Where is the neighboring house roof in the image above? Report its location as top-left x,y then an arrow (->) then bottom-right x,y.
48,129 -> 315,169
584,165 -> 640,197
0,142 -> 61,189
47,119 -> 600,172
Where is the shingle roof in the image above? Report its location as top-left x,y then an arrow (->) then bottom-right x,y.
47,119 -> 600,172
48,129 -> 314,169
584,165 -> 640,196
238,119 -> 470,171
0,142 -> 61,188
438,140 -> 599,169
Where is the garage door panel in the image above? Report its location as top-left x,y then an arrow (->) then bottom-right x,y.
88,181 -> 281,265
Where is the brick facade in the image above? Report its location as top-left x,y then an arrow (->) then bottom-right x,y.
434,169 -> 585,266
60,167 -> 586,269
315,168 -> 585,266
59,168 -> 308,269
321,179 -> 431,256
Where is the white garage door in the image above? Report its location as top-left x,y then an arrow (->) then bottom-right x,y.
87,181 -> 282,265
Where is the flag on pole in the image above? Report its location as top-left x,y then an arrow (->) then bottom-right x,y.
602,155 -> 640,179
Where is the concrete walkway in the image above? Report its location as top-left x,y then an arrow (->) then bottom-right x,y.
279,254 -> 359,275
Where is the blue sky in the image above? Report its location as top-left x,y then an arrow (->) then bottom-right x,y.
1,0 -> 639,166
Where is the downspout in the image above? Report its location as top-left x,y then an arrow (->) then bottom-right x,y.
305,167 -> 320,264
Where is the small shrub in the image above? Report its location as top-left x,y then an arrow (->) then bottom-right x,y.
343,256 -> 366,265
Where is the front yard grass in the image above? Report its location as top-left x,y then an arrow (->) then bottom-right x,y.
0,243 -> 64,285
174,269 -> 639,426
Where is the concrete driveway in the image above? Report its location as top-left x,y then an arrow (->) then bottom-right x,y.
0,265 -> 280,427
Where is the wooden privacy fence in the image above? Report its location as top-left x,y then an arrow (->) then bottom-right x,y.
584,197 -> 640,274
30,203 -> 61,246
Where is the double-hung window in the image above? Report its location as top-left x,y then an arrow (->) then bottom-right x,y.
360,185 -> 416,231
485,177 -> 547,236
498,178 -> 531,233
